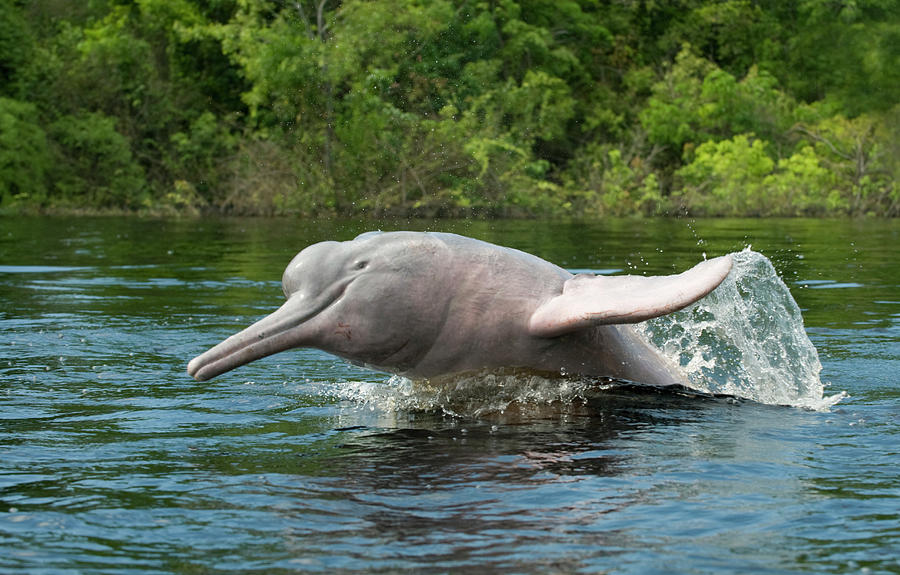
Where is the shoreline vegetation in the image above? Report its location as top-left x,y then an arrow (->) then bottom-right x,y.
1,1 -> 897,218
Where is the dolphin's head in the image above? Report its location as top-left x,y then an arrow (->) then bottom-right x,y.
187,232 -> 449,381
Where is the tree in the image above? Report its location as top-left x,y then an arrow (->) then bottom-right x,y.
0,0 -> 896,216
0,0 -> 34,99
0,97 -> 50,206
49,112 -> 147,208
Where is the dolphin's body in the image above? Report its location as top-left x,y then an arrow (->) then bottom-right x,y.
188,232 -> 732,386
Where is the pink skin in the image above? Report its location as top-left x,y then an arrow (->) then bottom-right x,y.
187,232 -> 732,386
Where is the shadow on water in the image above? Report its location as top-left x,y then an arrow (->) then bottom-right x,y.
332,382 -> 744,482
155,382 -> 811,573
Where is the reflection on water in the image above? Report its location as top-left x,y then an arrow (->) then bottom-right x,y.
1,217 -> 898,573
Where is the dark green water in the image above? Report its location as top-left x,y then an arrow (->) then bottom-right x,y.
1,217 -> 898,573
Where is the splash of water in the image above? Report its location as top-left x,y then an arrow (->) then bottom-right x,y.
318,249 -> 843,414
637,248 -> 843,409
318,369 -> 599,418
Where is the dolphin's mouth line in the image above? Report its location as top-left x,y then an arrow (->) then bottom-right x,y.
253,278 -> 352,343
188,277 -> 356,380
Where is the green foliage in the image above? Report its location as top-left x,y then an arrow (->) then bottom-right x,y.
0,97 -> 51,206
640,47 -> 716,153
783,0 -> 900,115
675,115 -> 898,216
49,112 -> 147,208
675,134 -> 775,216
640,47 -> 794,155
765,147 -> 843,215
67,8 -> 157,123
0,0 -> 896,216
795,110 -> 899,216
221,138 -> 326,216
564,143 -> 666,217
0,0 -> 35,98
167,111 -> 237,205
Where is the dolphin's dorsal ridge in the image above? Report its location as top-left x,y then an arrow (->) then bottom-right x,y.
188,231 -> 734,387
528,254 -> 733,338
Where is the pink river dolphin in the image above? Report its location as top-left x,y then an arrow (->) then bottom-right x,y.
187,231 -> 732,386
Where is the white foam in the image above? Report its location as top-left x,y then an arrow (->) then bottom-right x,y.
313,370 -> 599,418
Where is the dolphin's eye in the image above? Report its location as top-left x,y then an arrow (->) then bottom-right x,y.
354,260 -> 369,270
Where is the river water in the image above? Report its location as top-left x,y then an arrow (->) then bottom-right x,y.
1,217 -> 897,573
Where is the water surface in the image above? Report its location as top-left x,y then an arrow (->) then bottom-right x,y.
1,217 -> 898,573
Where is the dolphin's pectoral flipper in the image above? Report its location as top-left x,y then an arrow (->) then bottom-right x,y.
527,254 -> 733,338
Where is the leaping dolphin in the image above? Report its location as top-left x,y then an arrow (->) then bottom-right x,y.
187,231 -> 732,386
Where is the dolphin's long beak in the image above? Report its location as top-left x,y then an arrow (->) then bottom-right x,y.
187,296 -> 316,381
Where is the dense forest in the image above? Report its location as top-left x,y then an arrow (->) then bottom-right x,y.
1,0 -> 897,217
